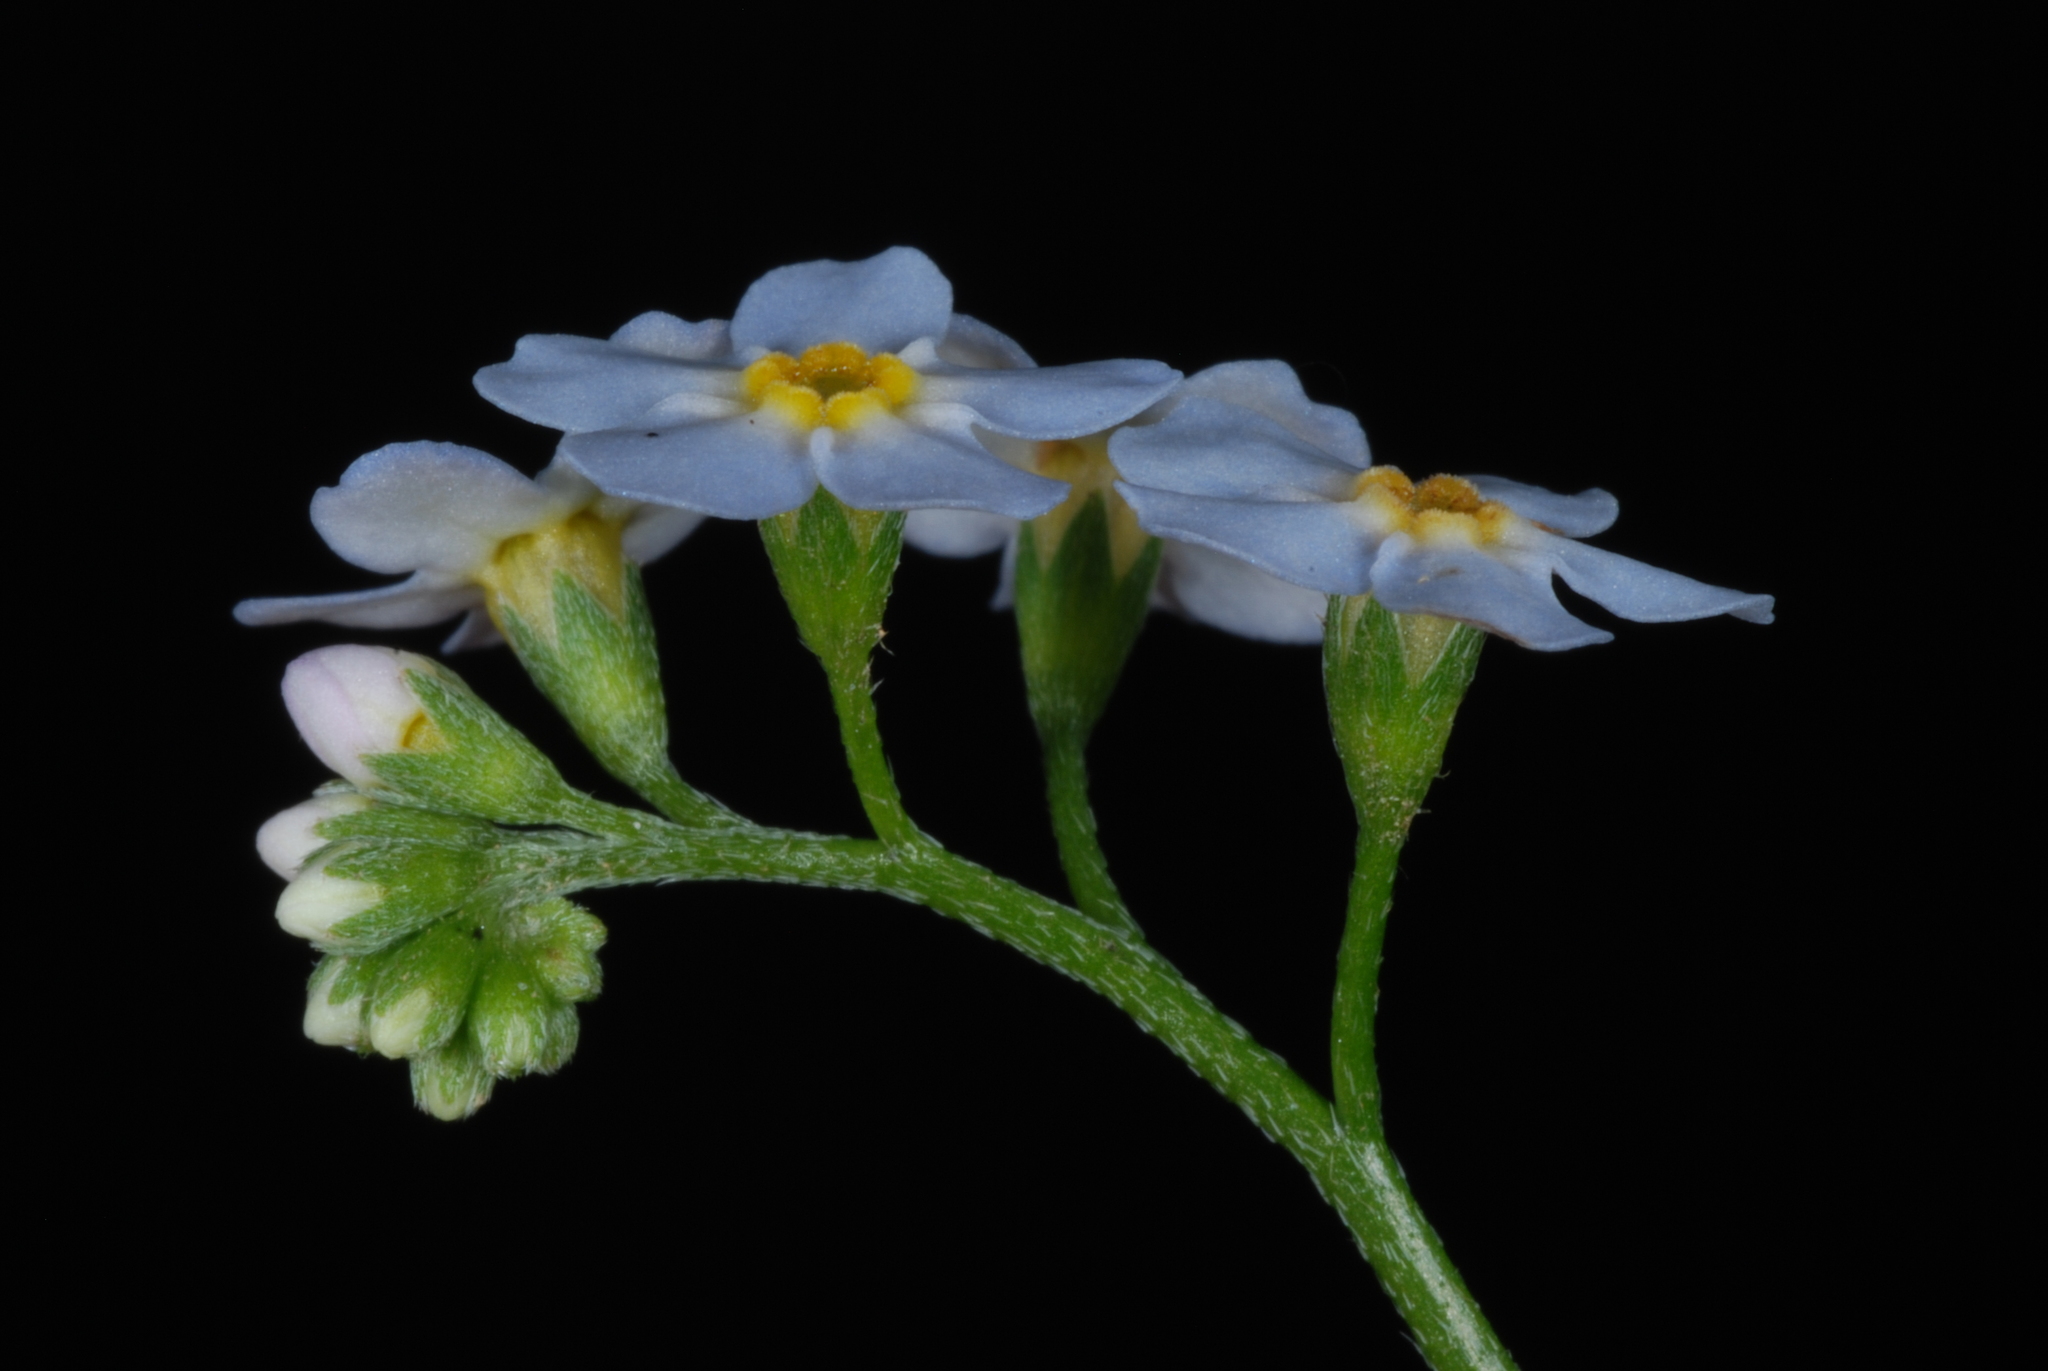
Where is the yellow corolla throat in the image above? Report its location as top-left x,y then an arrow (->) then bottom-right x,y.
476,508 -> 630,641
1349,468 -> 1514,544
742,342 -> 920,432
1029,434 -> 1151,577
397,709 -> 448,754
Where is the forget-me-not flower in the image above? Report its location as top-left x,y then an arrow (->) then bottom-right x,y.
1110,369 -> 1774,650
234,442 -> 701,650
472,247 -> 1181,521
904,362 -> 1338,643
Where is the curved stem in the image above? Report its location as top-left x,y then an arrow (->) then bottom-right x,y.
1037,720 -> 1142,938
533,810 -> 1513,1370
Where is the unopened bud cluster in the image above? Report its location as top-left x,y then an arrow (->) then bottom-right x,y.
263,645 -> 608,1118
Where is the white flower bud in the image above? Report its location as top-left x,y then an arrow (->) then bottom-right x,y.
275,853 -> 382,944
282,645 -> 440,787
256,794 -> 372,880
369,985 -> 438,1059
303,958 -> 366,1047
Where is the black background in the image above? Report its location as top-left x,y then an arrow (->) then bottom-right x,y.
56,24 -> 1984,1367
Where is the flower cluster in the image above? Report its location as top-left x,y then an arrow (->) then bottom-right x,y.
241,248 -> 1775,1124
242,246 -> 1769,651
260,645 -> 606,1119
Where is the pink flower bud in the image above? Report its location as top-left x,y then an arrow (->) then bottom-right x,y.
281,645 -> 438,787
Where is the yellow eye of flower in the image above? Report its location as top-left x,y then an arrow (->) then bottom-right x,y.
1350,467 -> 1512,543
741,342 -> 921,432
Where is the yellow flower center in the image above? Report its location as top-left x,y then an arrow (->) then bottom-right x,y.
1349,467 -> 1513,544
1030,434 -> 1151,576
476,508 -> 630,642
741,342 -> 920,432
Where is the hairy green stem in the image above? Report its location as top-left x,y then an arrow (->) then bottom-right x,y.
1036,720 -> 1142,938
522,807 -> 1510,1369
819,649 -> 923,848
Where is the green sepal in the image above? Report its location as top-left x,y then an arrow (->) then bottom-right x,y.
468,952 -> 582,1077
304,954 -> 369,1048
319,951 -> 380,1020
1323,593 -> 1485,838
503,897 -> 608,1004
312,801 -> 498,848
410,1034 -> 494,1121
500,567 -> 668,785
758,486 -> 904,680
1015,495 -> 1162,741
365,917 -> 487,1059
363,665 -> 578,824
320,843 -> 489,952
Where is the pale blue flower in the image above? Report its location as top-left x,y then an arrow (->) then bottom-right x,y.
906,362 -> 1359,643
1110,367 -> 1774,651
235,443 -> 701,650
473,247 -> 1181,521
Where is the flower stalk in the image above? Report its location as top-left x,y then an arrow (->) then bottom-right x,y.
1012,491 -> 1162,937
759,488 -> 921,847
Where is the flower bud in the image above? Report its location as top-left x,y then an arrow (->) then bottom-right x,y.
257,793 -> 372,879
366,919 -> 484,1059
303,956 -> 367,1047
468,953 -> 581,1076
514,898 -> 608,1004
275,852 -> 384,944
275,842 -> 486,952
283,645 -> 444,788
411,1037 -> 494,1121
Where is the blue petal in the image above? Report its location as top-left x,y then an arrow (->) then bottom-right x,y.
1546,538 -> 1775,624
234,574 -> 484,632
937,313 -> 1035,369
560,416 -> 818,520
1467,476 -> 1619,536
920,359 -> 1180,441
609,312 -> 731,358
815,413 -> 1067,517
730,247 -> 953,355
1155,542 -> 1329,644
1176,362 -> 1371,467
439,609 -> 505,653
1116,483 -> 1376,595
476,332 -> 737,433
1368,534 -> 1614,650
620,504 -> 708,564
1111,398 -> 1361,501
903,508 -> 1018,557
312,443 -> 571,575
